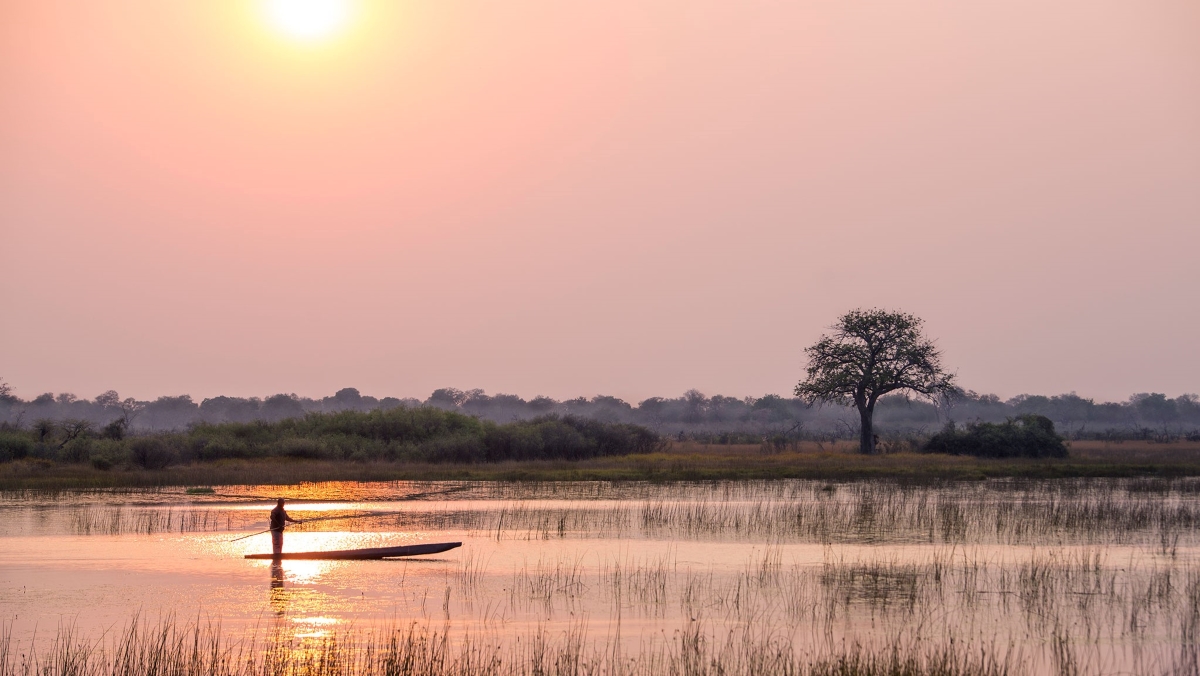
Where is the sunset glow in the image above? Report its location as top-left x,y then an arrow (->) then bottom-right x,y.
2,0 -> 1199,402
263,0 -> 354,42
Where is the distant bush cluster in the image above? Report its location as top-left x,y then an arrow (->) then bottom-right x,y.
923,415 -> 1069,459
0,408 -> 663,469
1,376 -> 1198,448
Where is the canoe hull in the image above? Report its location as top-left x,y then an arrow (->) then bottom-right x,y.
245,542 -> 461,560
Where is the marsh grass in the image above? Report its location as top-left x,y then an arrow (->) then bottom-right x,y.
67,505 -> 250,535
508,554 -> 588,612
30,478 -> 1200,551
11,479 -> 1200,674
0,614 -> 1022,676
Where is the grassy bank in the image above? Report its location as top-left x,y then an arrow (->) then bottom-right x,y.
3,440 -> 1200,490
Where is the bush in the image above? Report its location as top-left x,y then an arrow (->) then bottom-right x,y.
130,437 -> 177,469
482,415 -> 662,462
89,439 -> 127,468
0,432 -> 34,462
198,436 -> 252,461
102,419 -> 127,440
58,438 -> 93,464
2,408 -> 661,467
483,424 -> 546,461
523,419 -> 593,460
924,415 -> 1068,458
277,437 -> 326,459
419,433 -> 487,463
172,409 -> 660,464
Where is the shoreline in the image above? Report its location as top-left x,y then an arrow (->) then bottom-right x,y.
3,440 -> 1199,490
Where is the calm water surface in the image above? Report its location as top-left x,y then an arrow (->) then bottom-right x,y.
3,479 -> 1199,674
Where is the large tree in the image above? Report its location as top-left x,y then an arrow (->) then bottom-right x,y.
795,309 -> 956,454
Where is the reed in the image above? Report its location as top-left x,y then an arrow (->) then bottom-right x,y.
0,614 -> 1022,676
21,478 -> 1200,553
11,479 -> 1200,674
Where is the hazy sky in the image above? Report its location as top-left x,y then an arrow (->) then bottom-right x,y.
2,0 -> 1198,404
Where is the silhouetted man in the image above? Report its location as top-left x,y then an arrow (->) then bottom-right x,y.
270,498 -> 300,557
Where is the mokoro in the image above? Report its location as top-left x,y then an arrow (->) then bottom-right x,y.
245,542 -> 462,560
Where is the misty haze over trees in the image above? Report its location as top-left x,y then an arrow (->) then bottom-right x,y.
1,378 -> 1197,444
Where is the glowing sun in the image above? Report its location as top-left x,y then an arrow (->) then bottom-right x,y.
264,0 -> 354,42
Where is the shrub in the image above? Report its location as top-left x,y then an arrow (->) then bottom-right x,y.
130,437 -> 177,469
178,409 -> 660,464
529,418 -> 594,460
58,438 -> 93,464
88,439 -> 127,469
0,432 -> 34,462
483,424 -> 546,462
277,437 -> 326,460
102,419 -> 127,440
33,419 -> 55,442
924,415 -> 1068,458
483,415 -> 662,462
189,435 -> 251,461
419,433 -> 487,463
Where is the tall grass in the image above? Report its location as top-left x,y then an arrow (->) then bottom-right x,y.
23,478 -> 1200,550
10,479 -> 1200,674
0,615 -> 1020,676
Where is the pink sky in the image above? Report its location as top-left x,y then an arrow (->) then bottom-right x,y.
2,0 -> 1198,404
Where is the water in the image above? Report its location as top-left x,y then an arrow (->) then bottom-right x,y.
3,479 -> 1200,674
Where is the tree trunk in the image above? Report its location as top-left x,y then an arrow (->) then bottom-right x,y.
858,406 -> 874,454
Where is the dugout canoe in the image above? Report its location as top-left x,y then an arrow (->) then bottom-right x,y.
245,542 -> 461,560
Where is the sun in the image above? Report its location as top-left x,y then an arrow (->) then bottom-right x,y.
263,0 -> 355,42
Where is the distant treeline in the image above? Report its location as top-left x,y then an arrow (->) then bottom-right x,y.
1,380 -> 1198,443
0,407 -> 662,468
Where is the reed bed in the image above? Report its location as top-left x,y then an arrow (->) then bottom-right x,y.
329,480 -> 1200,549
454,540 -> 1200,674
0,614 -> 1023,676
9,479 -> 1200,675
9,478 -> 1200,551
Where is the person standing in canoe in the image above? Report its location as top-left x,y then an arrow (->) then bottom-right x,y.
270,498 -> 301,557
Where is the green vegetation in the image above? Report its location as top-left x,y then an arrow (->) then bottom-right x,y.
924,414 -> 1069,458
0,407 -> 662,470
4,440 -> 1200,490
5,402 -> 1200,491
0,431 -> 33,462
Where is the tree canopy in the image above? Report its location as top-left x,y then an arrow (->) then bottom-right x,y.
796,308 -> 956,453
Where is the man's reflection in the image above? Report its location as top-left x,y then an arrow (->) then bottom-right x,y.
269,560 -> 288,616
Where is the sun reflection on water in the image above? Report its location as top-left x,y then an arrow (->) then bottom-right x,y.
279,559 -> 329,583
267,558 -> 346,639
229,500 -> 385,512
291,616 -> 340,639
